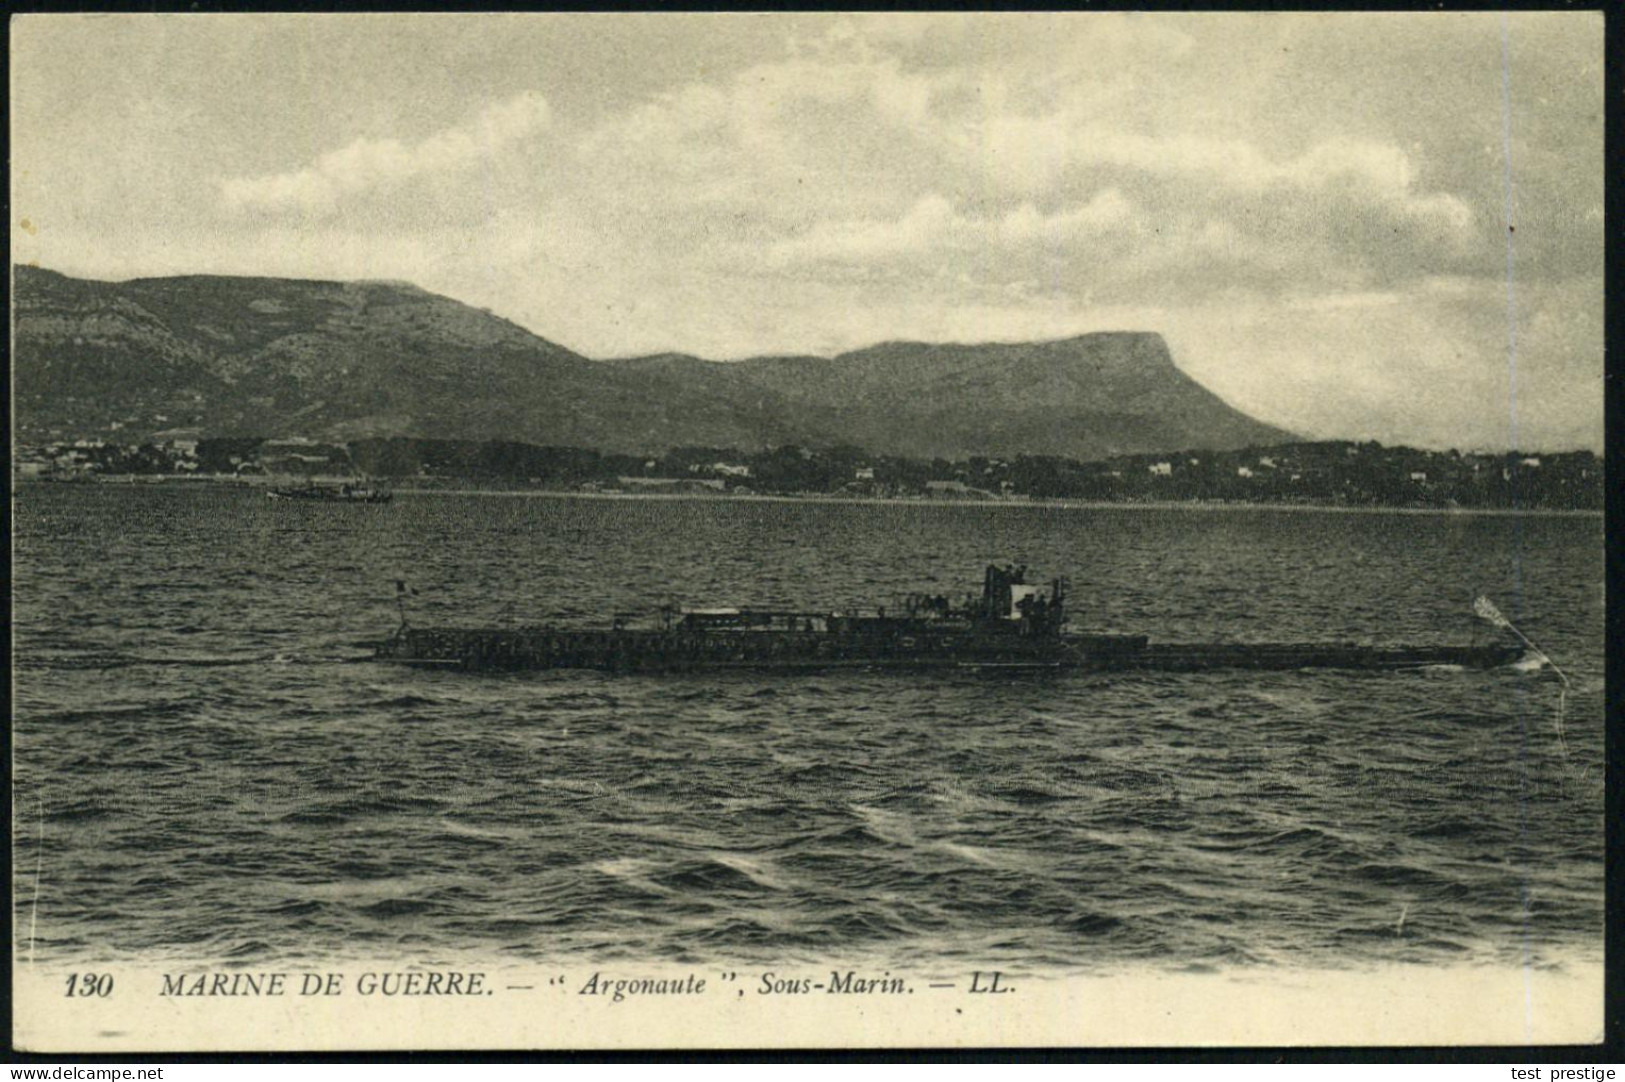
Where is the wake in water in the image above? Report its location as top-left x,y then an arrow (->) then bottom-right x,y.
11,488 -> 1604,971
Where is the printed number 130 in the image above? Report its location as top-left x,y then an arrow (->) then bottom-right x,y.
65,973 -> 114,998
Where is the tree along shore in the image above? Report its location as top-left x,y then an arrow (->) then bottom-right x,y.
15,436 -> 1603,512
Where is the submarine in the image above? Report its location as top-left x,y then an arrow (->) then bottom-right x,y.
371,564 -> 1527,674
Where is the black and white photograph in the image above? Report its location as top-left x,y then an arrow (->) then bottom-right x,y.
10,12 -> 1605,1051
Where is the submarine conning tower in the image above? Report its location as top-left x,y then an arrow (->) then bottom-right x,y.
979,563 -> 1067,635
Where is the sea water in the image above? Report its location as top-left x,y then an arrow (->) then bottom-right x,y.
11,486 -> 1605,973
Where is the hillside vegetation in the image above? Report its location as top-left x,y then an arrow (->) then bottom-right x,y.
15,266 -> 1291,460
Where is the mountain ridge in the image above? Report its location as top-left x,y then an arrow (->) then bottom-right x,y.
13,265 -> 1293,459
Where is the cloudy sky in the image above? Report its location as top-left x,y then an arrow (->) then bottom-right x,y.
11,13 -> 1604,450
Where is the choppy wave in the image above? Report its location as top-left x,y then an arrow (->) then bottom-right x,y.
12,486 -> 1605,971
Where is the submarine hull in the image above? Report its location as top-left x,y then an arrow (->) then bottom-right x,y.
372,626 -> 1523,674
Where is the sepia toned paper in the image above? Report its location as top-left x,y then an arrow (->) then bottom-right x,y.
11,12 -> 1605,1054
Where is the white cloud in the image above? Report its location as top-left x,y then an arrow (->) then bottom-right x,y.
763,193 -> 956,265
976,121 -> 1435,199
562,36 -> 1481,300
220,92 -> 550,215
1000,189 -> 1134,242
14,13 -> 1599,450
760,189 -> 1135,268
1162,276 -> 1601,451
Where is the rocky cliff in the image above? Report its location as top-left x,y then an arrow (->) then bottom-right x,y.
13,266 -> 1291,458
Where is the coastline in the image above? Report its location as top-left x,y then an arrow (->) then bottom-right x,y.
397,488 -> 1606,518
18,476 -> 1604,518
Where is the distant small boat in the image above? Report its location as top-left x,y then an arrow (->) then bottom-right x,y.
267,482 -> 393,503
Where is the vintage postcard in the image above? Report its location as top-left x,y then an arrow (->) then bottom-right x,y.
11,12 -> 1605,1052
